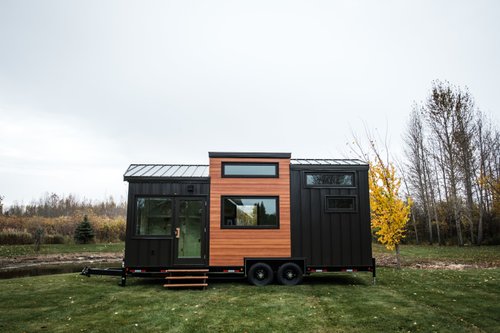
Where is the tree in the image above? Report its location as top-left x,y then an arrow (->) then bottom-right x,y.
348,129 -> 413,268
404,106 -> 433,243
403,80 -> 500,246
34,227 -> 44,252
369,158 -> 412,269
74,215 -> 95,244
424,80 -> 466,246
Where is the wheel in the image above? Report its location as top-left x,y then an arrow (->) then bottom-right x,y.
276,263 -> 303,286
248,263 -> 274,286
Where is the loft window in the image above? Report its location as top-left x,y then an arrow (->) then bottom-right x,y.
135,197 -> 173,236
325,196 -> 357,213
222,162 -> 278,178
306,173 -> 354,187
222,196 -> 279,228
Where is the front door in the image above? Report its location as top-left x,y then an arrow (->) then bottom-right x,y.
173,198 -> 207,266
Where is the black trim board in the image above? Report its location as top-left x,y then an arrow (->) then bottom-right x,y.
209,152 -> 291,159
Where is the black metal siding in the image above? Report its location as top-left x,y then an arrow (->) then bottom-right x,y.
125,180 -> 210,268
290,165 -> 372,267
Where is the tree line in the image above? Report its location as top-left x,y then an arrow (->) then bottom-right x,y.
2,193 -> 126,219
403,80 -> 499,245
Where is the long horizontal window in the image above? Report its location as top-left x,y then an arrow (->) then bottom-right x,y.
306,173 -> 354,187
136,197 -> 173,236
222,196 -> 279,228
325,196 -> 357,213
222,162 -> 278,178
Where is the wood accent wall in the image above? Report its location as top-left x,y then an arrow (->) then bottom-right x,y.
209,157 -> 291,266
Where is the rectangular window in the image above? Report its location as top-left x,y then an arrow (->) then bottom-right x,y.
222,162 -> 278,178
325,196 -> 357,213
136,197 -> 173,236
306,173 -> 354,187
222,196 -> 279,228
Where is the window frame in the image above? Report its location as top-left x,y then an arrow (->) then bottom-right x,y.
134,196 -> 174,238
221,162 -> 279,178
304,172 -> 356,188
324,195 -> 358,213
220,195 -> 280,229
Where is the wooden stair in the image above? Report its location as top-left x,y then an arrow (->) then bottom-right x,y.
163,269 -> 209,289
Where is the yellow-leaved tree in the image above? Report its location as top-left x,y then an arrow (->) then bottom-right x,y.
369,157 -> 412,269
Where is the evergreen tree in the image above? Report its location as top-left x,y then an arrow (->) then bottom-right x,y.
74,215 -> 95,244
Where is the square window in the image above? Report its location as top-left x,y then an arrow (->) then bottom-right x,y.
135,197 -> 173,236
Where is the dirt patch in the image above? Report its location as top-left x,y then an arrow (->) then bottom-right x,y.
411,262 -> 491,270
2,252 -> 498,271
0,252 -> 123,271
375,253 -> 499,270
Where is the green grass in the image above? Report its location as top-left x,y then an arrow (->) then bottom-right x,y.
0,244 -> 499,331
0,268 -> 499,332
373,243 -> 500,266
0,242 -> 124,257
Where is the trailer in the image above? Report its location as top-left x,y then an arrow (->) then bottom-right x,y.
83,152 -> 375,287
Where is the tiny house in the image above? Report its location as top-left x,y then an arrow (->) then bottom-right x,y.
107,152 -> 374,286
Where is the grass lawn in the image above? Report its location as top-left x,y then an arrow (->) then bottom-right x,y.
0,242 -> 125,257
372,243 -> 500,266
0,268 -> 499,333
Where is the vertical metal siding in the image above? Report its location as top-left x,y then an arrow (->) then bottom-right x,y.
290,170 -> 302,258
310,189 -> 322,264
124,181 -> 209,268
290,166 -> 372,267
358,170 -> 373,265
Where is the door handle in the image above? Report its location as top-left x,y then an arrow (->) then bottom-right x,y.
175,227 -> 180,239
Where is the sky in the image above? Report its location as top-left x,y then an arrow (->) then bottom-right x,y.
0,0 -> 499,208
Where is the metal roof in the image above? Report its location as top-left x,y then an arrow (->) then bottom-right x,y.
124,158 -> 367,180
291,159 -> 367,166
124,164 -> 209,179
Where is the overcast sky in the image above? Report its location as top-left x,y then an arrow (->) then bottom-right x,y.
1,0 -> 499,208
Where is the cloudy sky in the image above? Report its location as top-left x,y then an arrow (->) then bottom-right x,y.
0,0 -> 499,207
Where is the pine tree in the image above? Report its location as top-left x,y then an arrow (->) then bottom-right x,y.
74,215 -> 95,244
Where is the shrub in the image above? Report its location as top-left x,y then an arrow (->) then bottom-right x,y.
0,229 -> 34,245
94,218 -> 126,243
74,215 -> 95,244
44,234 -> 66,244
0,214 -> 125,244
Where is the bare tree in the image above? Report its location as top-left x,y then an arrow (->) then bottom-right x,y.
453,88 -> 477,244
397,160 -> 420,244
402,80 -> 499,246
405,106 -> 434,243
424,80 -> 465,246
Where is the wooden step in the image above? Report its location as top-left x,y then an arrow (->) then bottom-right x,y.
165,276 -> 208,280
165,269 -> 209,273
163,283 -> 208,288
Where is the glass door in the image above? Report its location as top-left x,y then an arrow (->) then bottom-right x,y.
173,198 -> 206,265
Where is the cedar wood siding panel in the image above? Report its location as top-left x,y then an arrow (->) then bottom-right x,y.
209,158 -> 291,266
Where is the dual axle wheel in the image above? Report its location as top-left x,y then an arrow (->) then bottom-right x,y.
248,262 -> 303,286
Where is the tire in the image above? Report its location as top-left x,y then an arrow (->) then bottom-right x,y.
276,263 -> 303,286
248,263 -> 274,286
